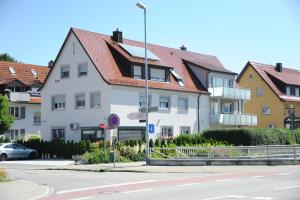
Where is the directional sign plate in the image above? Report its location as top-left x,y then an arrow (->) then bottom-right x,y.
139,106 -> 158,113
127,112 -> 146,120
149,124 -> 155,134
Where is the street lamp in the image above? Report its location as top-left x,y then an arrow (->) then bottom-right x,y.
136,2 -> 150,163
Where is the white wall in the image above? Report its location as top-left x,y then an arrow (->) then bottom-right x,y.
41,32 -> 111,141
9,102 -> 41,136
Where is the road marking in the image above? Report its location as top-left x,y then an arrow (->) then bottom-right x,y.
69,197 -> 95,200
176,182 -> 200,187
56,180 -> 158,194
252,197 -> 275,200
275,172 -> 293,176
123,188 -> 153,194
216,178 -> 236,182
202,195 -> 248,200
251,176 -> 264,178
274,185 -> 300,191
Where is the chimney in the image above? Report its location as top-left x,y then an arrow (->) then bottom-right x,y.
112,28 -> 123,43
48,60 -> 54,68
275,63 -> 283,72
180,45 -> 187,51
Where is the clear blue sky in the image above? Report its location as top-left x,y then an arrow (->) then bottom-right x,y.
0,0 -> 299,73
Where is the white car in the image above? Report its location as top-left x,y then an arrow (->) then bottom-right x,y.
0,143 -> 38,161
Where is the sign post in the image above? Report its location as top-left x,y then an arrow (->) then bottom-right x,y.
288,105 -> 296,164
107,114 -> 120,168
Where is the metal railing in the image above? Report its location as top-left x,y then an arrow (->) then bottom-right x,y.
149,145 -> 300,160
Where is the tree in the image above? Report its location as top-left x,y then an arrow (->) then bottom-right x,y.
0,53 -> 18,63
0,96 -> 14,135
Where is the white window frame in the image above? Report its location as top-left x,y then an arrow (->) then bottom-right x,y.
78,63 -> 88,77
51,128 -> 65,141
75,93 -> 86,109
180,126 -> 191,134
33,112 -> 41,125
150,68 -> 165,82
159,96 -> 170,110
133,65 -> 142,79
262,105 -> 270,115
10,107 -> 20,118
61,65 -> 70,79
178,97 -> 188,112
90,92 -> 101,108
52,95 -> 66,110
139,94 -> 151,107
161,126 -> 173,138
256,88 -> 264,97
223,102 -> 233,114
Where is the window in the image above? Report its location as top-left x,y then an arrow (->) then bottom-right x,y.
256,88 -> 264,97
33,112 -> 41,125
75,93 -> 85,109
161,127 -> 173,138
210,77 -> 224,87
10,129 -> 18,140
78,63 -> 88,77
223,103 -> 233,114
290,87 -> 296,96
262,105 -> 270,115
178,98 -> 188,111
31,69 -> 37,76
159,96 -> 170,110
180,127 -> 191,134
133,65 -> 142,79
228,80 -> 234,87
52,95 -> 66,110
170,69 -> 184,87
150,68 -> 165,82
268,123 -> 276,128
8,86 -> 22,92
139,95 -> 151,107
10,107 -> 20,118
52,128 -> 65,141
90,92 -> 101,108
8,66 -> 16,74
61,65 -> 70,79
210,101 -> 219,114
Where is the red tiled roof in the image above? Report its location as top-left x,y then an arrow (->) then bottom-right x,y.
0,61 -> 49,86
70,28 -> 230,93
238,61 -> 300,103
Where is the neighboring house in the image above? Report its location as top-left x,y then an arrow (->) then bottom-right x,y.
237,61 -> 300,128
0,61 -> 50,140
40,28 -> 256,142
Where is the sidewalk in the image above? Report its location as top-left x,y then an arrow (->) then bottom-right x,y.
0,180 -> 52,200
44,161 -> 300,173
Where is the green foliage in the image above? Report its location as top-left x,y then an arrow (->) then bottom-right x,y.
202,128 -> 295,146
0,168 -> 8,182
0,96 -> 14,135
0,137 -> 10,143
0,53 -> 18,62
82,148 -> 110,164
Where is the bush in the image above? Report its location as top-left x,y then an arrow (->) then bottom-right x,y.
82,148 -> 110,164
0,168 -> 7,182
202,128 -> 294,146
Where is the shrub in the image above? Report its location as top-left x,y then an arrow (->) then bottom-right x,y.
0,168 -> 7,182
202,128 -> 294,146
82,148 -> 110,164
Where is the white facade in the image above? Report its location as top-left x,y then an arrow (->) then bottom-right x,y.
41,32 -> 210,142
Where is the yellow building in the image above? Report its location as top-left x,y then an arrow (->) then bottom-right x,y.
237,62 -> 300,128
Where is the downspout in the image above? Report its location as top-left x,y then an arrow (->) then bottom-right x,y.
197,94 -> 201,133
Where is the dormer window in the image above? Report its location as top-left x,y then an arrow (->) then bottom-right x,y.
150,68 -> 165,82
290,87 -> 296,96
133,65 -> 142,79
170,69 -> 184,87
31,69 -> 37,76
9,67 -> 16,74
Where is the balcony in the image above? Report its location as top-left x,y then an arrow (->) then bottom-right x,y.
208,87 -> 251,100
210,113 -> 257,126
8,92 -> 30,102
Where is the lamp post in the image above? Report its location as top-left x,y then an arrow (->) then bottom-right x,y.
136,2 -> 149,163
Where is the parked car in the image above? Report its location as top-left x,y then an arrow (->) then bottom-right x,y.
0,143 -> 38,161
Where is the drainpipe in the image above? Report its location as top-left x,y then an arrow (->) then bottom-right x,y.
197,94 -> 201,133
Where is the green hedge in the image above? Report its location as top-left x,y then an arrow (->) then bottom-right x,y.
202,128 -> 298,146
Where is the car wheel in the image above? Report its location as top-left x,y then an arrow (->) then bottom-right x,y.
0,153 -> 8,161
28,152 -> 36,159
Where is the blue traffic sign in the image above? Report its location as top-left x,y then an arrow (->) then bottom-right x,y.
149,124 -> 155,134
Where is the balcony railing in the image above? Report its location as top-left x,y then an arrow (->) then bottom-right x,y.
8,92 -> 30,102
208,87 -> 251,100
210,113 -> 257,126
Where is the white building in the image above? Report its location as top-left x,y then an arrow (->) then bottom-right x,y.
0,61 -> 49,140
40,28 -> 256,142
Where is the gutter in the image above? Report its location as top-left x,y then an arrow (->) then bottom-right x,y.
197,94 -> 201,133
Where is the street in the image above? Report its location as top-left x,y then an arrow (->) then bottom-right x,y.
0,161 -> 300,200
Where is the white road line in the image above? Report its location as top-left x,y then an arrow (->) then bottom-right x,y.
69,197 -> 96,200
252,197 -> 275,200
123,188 -> 153,194
56,180 -> 158,194
176,182 -> 200,187
274,185 -> 300,191
275,172 -> 293,176
216,178 -> 236,182
251,176 -> 264,178
202,195 -> 247,200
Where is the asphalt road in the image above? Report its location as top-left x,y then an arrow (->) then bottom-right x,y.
1,161 -> 300,200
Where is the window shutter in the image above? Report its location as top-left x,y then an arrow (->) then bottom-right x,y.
21,107 -> 26,118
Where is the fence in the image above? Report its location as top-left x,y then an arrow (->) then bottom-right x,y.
149,145 -> 300,160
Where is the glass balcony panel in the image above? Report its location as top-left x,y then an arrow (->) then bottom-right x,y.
209,87 -> 251,100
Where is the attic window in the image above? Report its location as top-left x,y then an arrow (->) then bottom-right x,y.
9,67 -> 16,74
31,69 -> 37,76
170,69 -> 185,87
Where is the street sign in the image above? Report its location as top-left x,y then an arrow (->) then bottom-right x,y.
149,124 -> 155,134
127,112 -> 146,120
107,114 -> 120,129
139,106 -> 158,113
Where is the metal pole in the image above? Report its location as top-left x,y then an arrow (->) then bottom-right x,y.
144,8 -> 149,163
